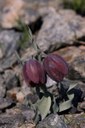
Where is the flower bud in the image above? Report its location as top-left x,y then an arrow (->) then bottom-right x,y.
43,54 -> 68,82
23,59 -> 45,86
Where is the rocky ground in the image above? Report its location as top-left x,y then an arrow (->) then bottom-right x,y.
0,0 -> 85,128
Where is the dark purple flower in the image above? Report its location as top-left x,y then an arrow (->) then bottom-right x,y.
23,59 -> 45,86
43,54 -> 69,82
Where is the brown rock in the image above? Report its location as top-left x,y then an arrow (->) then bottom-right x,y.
1,0 -> 25,28
54,46 -> 85,81
65,113 -> 85,128
0,0 -> 62,28
16,91 -> 25,103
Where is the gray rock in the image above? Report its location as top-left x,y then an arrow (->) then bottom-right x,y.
6,104 -> 35,122
3,69 -> 19,90
0,113 -> 25,128
22,109 -> 35,121
0,30 -> 20,71
0,97 -> 13,110
24,0 -> 62,12
0,0 -> 62,28
37,114 -> 68,128
0,30 -> 20,58
0,53 -> 17,72
36,8 -> 85,51
0,75 -> 6,97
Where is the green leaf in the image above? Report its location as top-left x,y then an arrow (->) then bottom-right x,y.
35,96 -> 51,120
59,94 -> 74,112
68,94 -> 74,100
59,99 -> 73,112
67,82 -> 78,92
53,99 -> 59,113
17,20 -> 33,49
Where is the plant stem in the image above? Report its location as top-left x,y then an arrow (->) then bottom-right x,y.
15,50 -> 23,65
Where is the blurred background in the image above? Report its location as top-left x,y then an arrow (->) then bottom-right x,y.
0,0 -> 85,128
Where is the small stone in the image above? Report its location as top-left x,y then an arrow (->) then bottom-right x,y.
0,113 -> 25,128
78,102 -> 85,111
0,75 -> 6,98
7,87 -> 20,100
0,97 -> 13,110
6,104 -> 36,122
0,85 -> 6,98
16,92 -> 25,103
4,69 -> 19,90
36,114 -> 68,128
0,49 -> 3,59
21,82 -> 32,97
0,30 -> 20,58
17,122 -> 35,128
22,109 -> 35,121
0,30 -> 20,71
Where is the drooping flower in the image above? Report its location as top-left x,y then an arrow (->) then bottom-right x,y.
43,54 -> 68,82
23,59 -> 46,86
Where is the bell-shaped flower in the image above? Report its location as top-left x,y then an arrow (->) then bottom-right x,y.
43,54 -> 68,82
23,59 -> 46,86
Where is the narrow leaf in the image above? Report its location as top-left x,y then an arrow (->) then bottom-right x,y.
53,100 -> 59,113
68,94 -> 74,100
35,96 -> 51,120
59,99 -> 73,112
67,82 -> 78,92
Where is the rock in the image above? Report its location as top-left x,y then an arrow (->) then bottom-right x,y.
0,97 -> 13,110
0,0 -> 39,28
22,109 -> 35,121
7,87 -> 20,100
77,101 -> 85,112
0,30 -> 20,58
3,69 -> 19,90
54,46 -> 84,63
0,0 -> 62,28
0,0 -> 25,28
0,84 -> 6,98
6,104 -> 35,122
36,8 -> 85,51
0,113 -> 25,128
77,82 -> 85,97
16,91 -> 25,103
21,82 -> 32,96
0,109 -> 35,128
0,75 -> 6,97
0,49 -> 3,59
65,113 -> 85,128
69,55 -> 85,82
0,54 -> 17,72
24,0 -> 61,9
17,122 -> 35,128
36,114 -> 68,128
54,46 -> 85,81
0,30 -> 20,71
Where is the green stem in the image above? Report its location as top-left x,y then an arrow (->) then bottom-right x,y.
15,50 -> 23,65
